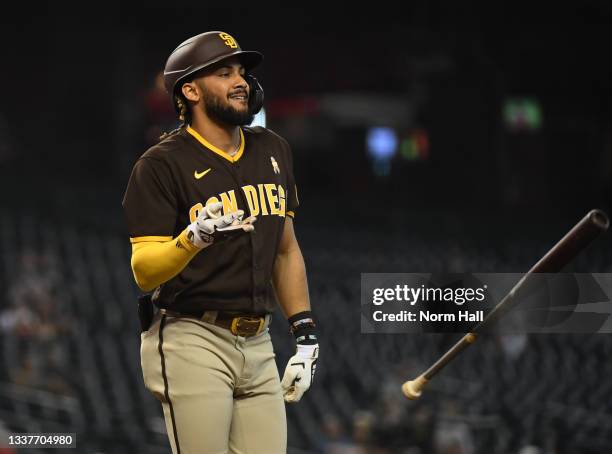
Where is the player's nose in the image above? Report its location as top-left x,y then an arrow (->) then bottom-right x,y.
235,77 -> 248,91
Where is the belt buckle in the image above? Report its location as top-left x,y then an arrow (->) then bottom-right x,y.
230,316 -> 265,337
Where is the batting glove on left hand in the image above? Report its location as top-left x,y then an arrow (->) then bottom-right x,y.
281,344 -> 318,403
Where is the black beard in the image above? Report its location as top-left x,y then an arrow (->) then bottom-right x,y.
203,91 -> 254,126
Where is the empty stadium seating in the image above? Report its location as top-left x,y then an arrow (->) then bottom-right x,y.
0,210 -> 611,453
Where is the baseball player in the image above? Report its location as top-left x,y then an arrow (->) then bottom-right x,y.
122,31 -> 319,454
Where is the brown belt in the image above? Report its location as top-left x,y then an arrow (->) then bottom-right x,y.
161,309 -> 270,337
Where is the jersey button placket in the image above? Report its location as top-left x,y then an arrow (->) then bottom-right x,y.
233,163 -> 247,183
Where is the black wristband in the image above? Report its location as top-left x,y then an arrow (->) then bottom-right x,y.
287,311 -> 319,345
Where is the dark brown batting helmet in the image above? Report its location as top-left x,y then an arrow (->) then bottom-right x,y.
163,31 -> 263,99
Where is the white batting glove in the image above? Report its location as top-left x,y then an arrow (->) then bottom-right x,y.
281,344 -> 319,403
186,202 -> 256,248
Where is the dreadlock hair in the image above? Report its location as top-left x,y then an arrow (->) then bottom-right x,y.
159,94 -> 192,141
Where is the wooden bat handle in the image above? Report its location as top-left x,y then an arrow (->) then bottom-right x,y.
401,333 -> 477,399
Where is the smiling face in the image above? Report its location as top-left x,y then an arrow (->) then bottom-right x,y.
180,56 -> 254,127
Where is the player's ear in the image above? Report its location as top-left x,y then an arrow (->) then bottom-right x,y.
181,82 -> 200,103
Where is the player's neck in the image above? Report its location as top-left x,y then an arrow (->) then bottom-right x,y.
189,116 -> 241,156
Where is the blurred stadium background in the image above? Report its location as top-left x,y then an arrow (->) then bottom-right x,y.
1,3 -> 612,453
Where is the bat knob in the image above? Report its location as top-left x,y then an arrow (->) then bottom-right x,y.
402,374 -> 428,400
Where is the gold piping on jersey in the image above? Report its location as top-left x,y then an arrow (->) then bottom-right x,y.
287,211 -> 295,218
186,126 -> 245,163
130,235 -> 174,243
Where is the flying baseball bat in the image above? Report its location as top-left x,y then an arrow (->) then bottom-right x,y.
402,209 -> 609,400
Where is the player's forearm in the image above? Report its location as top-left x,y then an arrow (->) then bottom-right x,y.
130,230 -> 200,292
273,244 -> 311,318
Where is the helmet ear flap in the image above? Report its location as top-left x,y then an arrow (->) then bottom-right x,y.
246,74 -> 264,115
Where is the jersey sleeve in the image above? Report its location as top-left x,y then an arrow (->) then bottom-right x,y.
122,157 -> 178,243
284,142 -> 299,218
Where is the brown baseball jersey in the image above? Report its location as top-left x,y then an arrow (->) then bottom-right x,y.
122,126 -> 299,314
